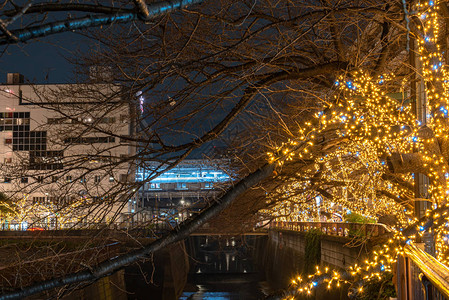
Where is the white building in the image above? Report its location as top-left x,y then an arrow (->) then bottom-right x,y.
0,73 -> 136,229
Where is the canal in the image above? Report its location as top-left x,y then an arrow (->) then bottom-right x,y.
123,234 -> 272,300
180,235 -> 272,299
64,232 -> 350,299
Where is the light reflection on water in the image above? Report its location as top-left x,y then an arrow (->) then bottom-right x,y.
180,236 -> 270,300
180,291 -> 236,300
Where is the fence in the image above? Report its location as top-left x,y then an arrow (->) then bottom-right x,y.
270,221 -> 390,237
0,220 -> 176,234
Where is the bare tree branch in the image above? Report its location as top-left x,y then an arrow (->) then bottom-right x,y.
0,162 -> 276,300
0,0 -> 204,45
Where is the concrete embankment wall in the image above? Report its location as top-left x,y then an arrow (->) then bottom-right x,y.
258,230 -> 369,299
266,229 -> 366,270
60,270 -> 128,300
124,241 -> 189,300
59,241 -> 188,300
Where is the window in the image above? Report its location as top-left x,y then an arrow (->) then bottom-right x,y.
32,196 -> 46,203
4,138 -> 11,145
80,176 -> 86,183
13,131 -> 47,152
37,176 -> 44,183
83,117 -> 93,123
66,175 -> 72,182
21,177 -> 28,184
3,177 -> 11,183
52,176 -> 58,183
94,175 -> 102,183
100,117 -> 116,124
176,183 -> 187,190
64,136 -> 115,144
120,115 -> 128,123
150,183 -> 160,189
4,158 -> 12,164
29,150 -> 63,170
120,136 -> 131,144
47,117 -> 66,124
119,174 -> 128,182
109,176 -> 114,182
204,182 -> 213,189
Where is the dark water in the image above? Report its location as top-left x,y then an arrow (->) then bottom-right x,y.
180,235 -> 272,300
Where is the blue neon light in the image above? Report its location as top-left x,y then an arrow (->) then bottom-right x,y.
136,165 -> 230,183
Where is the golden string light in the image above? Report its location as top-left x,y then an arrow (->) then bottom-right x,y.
264,1 -> 449,298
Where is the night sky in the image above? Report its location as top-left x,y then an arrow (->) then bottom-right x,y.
0,32 -> 88,84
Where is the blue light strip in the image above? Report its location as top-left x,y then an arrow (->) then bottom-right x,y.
0,0 -> 204,45
136,166 -> 230,183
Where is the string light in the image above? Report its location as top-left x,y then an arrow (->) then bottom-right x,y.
265,1 -> 449,298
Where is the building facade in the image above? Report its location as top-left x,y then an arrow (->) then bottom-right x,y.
0,74 -> 136,229
137,159 -> 230,223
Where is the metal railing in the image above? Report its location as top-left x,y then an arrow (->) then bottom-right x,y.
396,243 -> 449,300
0,220 -> 175,233
270,221 -> 390,237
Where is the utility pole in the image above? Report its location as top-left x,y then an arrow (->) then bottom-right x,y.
411,35 -> 435,255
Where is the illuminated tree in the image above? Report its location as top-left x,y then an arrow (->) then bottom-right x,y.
258,1 -> 449,298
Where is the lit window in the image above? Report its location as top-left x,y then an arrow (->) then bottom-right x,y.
150,183 -> 160,189
4,158 -> 12,164
66,175 -> 72,182
109,176 -> 114,182
176,183 -> 187,190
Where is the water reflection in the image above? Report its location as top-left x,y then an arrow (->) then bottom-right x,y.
180,286 -> 241,300
181,236 -> 270,299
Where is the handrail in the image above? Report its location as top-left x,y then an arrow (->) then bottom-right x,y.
404,243 -> 449,299
270,221 -> 390,237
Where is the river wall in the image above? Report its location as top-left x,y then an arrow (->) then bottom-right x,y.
257,230 -> 370,299
59,270 -> 127,300
59,241 -> 188,300
124,241 -> 189,300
